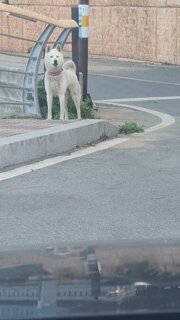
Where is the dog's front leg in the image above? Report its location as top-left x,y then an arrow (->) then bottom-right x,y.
59,94 -> 65,120
47,94 -> 53,120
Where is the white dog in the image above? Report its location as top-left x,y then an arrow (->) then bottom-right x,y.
44,45 -> 81,120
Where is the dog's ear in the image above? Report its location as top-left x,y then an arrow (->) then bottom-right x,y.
56,44 -> 62,52
46,45 -> 51,53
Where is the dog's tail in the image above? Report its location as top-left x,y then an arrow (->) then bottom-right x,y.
63,60 -> 76,73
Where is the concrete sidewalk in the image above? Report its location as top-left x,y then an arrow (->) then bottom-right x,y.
0,105 -> 160,171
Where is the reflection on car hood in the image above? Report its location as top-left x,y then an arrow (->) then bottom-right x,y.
0,241 -> 180,319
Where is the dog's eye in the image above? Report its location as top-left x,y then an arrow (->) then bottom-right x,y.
56,56 -> 59,58
50,56 -> 53,58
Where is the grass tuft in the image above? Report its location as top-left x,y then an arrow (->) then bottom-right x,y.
119,122 -> 144,134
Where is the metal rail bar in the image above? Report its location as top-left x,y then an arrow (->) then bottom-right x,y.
0,32 -> 37,43
0,101 -> 32,105
0,84 -> 32,91
0,68 -> 33,76
48,41 -> 72,45
0,52 -> 36,59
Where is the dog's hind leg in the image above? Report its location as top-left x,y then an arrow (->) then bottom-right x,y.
47,94 -> 53,120
64,93 -> 68,120
70,84 -> 81,120
72,93 -> 81,120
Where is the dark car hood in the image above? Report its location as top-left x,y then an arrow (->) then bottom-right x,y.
0,240 -> 180,319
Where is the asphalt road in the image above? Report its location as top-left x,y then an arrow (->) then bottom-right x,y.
88,58 -> 180,100
0,58 -> 180,248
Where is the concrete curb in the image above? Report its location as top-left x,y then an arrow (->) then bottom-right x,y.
0,119 -> 119,170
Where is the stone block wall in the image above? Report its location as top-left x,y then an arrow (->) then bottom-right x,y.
0,0 -> 180,64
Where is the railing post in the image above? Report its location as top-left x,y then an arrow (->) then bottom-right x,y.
71,6 -> 79,79
78,0 -> 89,99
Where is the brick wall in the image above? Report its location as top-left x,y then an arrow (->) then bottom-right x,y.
1,0 -> 180,64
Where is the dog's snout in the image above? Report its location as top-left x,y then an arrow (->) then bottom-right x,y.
54,59 -> 58,66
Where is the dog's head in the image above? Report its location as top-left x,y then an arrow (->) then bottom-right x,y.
44,45 -> 64,72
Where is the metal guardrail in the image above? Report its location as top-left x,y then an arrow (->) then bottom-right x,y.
0,283 -> 125,301
0,285 -> 39,300
0,3 -> 78,117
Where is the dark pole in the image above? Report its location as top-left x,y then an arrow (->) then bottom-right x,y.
78,0 -> 89,99
71,6 -> 79,79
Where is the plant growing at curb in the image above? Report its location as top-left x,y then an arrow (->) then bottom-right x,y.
37,79 -> 95,120
119,122 -> 144,135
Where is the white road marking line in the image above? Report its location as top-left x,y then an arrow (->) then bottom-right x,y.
0,101 -> 175,182
90,73 -> 180,87
97,101 -> 175,133
96,96 -> 180,103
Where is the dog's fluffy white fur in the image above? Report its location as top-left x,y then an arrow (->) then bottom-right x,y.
44,45 -> 81,120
